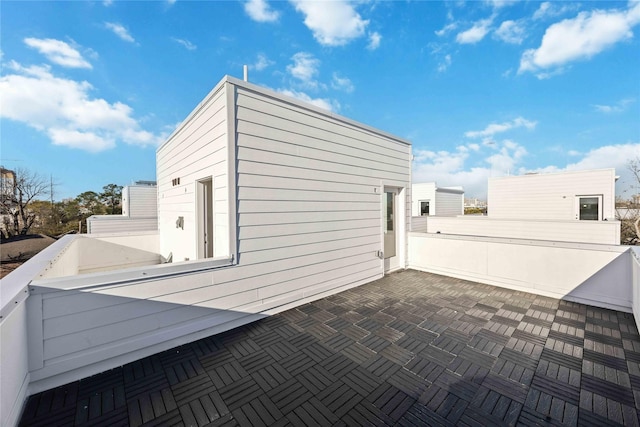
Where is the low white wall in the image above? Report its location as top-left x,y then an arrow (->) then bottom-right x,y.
632,248 -> 640,333
0,302 -> 30,427
38,235 -> 161,279
409,232 -> 631,312
87,216 -> 158,234
411,216 -> 428,233
426,216 -> 620,245
0,236 -> 76,427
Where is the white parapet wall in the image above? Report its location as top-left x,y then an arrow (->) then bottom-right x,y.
408,232 -> 632,312
425,216 -> 620,246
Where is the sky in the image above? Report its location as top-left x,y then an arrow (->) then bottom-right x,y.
1,0 -> 639,200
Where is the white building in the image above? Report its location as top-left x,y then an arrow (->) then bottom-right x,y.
87,182 -> 158,234
488,169 -> 617,221
157,76 -> 411,273
411,182 -> 464,217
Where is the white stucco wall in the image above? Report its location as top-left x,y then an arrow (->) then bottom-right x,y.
409,232 -> 631,312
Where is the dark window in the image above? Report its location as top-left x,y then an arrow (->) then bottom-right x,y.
420,201 -> 430,216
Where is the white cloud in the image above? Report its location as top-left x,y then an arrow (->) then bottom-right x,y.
486,0 -> 517,9
437,54 -> 452,72
367,32 -> 381,50
172,37 -> 196,50
252,53 -> 274,71
104,22 -> 136,43
465,117 -> 537,139
494,20 -> 526,44
103,0 -> 113,6
244,0 -> 280,23
533,2 -> 580,21
526,143 -> 640,197
435,22 -> 458,37
0,61 -> 163,152
331,72 -> 354,93
413,140 -> 640,199
277,88 -> 338,112
24,38 -> 92,69
593,98 -> 635,113
519,3 -> 640,76
456,17 -> 493,44
290,0 -> 368,46
287,52 -> 321,89
412,140 -> 527,198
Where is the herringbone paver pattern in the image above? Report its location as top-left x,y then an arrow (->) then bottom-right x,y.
19,270 -> 640,426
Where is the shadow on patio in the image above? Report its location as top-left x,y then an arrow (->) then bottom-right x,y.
19,269 -> 640,426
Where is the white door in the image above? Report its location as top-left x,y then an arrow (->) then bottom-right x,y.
383,187 -> 400,272
197,178 -> 214,259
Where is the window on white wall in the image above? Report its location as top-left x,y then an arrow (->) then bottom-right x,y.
576,195 -> 602,221
420,201 -> 430,216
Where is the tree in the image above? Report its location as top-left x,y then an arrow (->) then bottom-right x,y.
616,157 -> 640,245
0,168 -> 48,237
76,191 -> 105,215
100,184 -> 123,214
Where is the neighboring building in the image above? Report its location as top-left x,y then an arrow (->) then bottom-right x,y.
411,182 -> 464,217
464,197 -> 487,209
87,182 -> 158,233
420,168 -> 621,245
121,181 -> 157,217
488,169 -> 617,221
0,167 -> 16,213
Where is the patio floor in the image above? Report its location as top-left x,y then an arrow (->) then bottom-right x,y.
19,269 -> 640,426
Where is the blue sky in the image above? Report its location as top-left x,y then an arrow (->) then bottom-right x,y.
1,0 -> 639,200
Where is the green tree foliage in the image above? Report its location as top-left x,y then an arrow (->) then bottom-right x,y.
76,191 -> 106,215
100,184 -> 123,214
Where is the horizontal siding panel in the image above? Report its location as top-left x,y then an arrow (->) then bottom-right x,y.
238,133 -> 408,175
43,291 -> 128,319
238,234 -> 379,265
236,90 -> 410,156
240,227 -> 377,252
43,298 -> 251,360
238,200 -> 377,213
237,174 -> 373,194
44,297 -> 179,340
237,120 -> 408,166
237,161 -> 379,187
258,258 -> 381,300
238,187 -> 378,203
238,210 -> 380,226
238,147 -> 408,182
239,218 -> 380,239
157,89 -> 226,159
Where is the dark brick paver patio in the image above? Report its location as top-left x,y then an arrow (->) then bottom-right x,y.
19,270 -> 640,426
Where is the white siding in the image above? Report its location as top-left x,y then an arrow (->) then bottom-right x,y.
156,81 -> 230,261
434,190 -> 463,216
488,169 -> 616,220
25,76 -> 412,392
87,216 -> 158,234
122,185 -> 157,218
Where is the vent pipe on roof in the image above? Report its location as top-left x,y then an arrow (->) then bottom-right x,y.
243,65 -> 248,82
